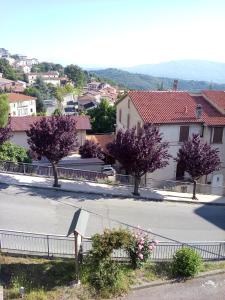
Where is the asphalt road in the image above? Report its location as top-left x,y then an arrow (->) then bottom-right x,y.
0,184 -> 225,241
123,273 -> 225,300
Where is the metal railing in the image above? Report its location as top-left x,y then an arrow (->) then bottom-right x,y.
1,229 -> 225,261
0,229 -> 75,258
0,160 -> 107,182
0,160 -> 225,196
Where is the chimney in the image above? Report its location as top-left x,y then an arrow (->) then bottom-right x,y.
195,104 -> 203,119
173,79 -> 178,91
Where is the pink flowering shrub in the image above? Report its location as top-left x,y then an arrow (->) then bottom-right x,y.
128,229 -> 158,269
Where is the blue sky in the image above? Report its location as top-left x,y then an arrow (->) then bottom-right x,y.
2,0 -> 225,67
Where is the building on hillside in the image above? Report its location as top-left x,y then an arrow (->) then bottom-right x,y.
116,90 -> 225,188
0,48 -> 9,57
27,71 -> 60,85
0,78 -> 26,93
7,93 -> 36,116
78,91 -> 101,111
11,115 -> 91,148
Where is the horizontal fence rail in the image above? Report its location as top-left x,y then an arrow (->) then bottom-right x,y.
0,160 -> 225,196
1,229 -> 225,261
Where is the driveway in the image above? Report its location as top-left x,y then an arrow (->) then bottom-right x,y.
0,184 -> 225,241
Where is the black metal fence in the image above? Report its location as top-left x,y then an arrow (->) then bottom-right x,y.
1,229 -> 225,261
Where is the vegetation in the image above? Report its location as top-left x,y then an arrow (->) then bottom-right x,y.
172,247 -> 203,278
176,134 -> 220,199
107,124 -> 170,195
26,116 -> 77,187
64,64 -> 86,88
24,86 -> 46,113
0,142 -> 31,163
0,58 -> 18,81
92,68 -> 225,91
0,94 -> 10,127
87,99 -> 116,133
79,140 -> 104,160
31,62 -> 64,76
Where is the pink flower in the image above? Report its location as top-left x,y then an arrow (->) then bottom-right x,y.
138,244 -> 143,250
148,245 -> 153,250
138,253 -> 143,260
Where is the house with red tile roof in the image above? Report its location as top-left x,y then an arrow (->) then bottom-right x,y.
10,115 -> 91,149
7,93 -> 37,116
116,90 -> 225,188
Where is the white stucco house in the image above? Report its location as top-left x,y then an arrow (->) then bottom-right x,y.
8,93 -> 36,116
11,115 -> 91,149
116,90 -> 225,188
27,71 -> 60,86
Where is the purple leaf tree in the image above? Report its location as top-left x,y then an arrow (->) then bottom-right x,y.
176,134 -> 220,199
26,116 -> 77,187
107,123 -> 170,195
0,116 -> 12,146
79,140 -> 105,160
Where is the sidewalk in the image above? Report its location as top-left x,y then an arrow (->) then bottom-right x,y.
0,172 -> 225,205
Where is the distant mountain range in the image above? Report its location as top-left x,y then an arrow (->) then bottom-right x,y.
90,68 -> 225,91
123,60 -> 225,84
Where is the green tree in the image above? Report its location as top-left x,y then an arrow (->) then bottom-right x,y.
0,94 -> 10,127
64,64 -> 86,88
24,87 -> 46,113
0,58 -> 18,80
87,99 -> 116,133
31,62 -> 64,76
0,142 -> 31,163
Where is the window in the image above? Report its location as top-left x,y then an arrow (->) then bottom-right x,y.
212,127 -> 223,144
179,126 -> 189,142
127,113 -> 130,129
119,109 -> 122,122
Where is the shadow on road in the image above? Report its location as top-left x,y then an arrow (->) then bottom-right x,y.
195,199 -> 225,231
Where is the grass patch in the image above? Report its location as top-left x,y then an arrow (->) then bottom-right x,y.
0,253 -> 92,299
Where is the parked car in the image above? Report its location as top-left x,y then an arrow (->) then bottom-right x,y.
102,165 -> 116,176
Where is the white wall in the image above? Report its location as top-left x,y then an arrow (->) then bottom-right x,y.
10,100 -> 36,116
117,96 -> 225,183
11,130 -> 86,149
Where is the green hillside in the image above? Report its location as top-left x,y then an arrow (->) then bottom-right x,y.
90,68 -> 225,91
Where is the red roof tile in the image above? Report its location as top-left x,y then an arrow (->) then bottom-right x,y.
7,93 -> 36,103
128,91 -> 225,126
11,115 -> 91,132
202,90 -> 225,111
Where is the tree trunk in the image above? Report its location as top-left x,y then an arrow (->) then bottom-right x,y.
133,176 -> 141,196
192,179 -> 197,200
51,162 -> 60,188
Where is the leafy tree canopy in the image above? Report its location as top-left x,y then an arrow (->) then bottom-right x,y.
87,99 -> 116,134
176,134 -> 220,199
31,62 -> 64,76
107,124 -> 170,195
79,140 -> 104,160
64,64 -> 86,88
26,116 -> 77,187
0,142 -> 31,163
0,58 -> 18,81
0,94 -> 10,127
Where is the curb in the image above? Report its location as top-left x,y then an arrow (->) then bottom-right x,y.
0,177 -> 225,206
131,268 -> 225,291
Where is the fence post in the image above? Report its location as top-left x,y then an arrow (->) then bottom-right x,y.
218,243 -> 222,260
74,231 -> 80,284
48,166 -> 51,177
47,235 -> 50,257
23,164 -> 26,174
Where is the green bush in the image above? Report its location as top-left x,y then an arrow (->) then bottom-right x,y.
172,247 -> 202,277
0,142 -> 32,163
